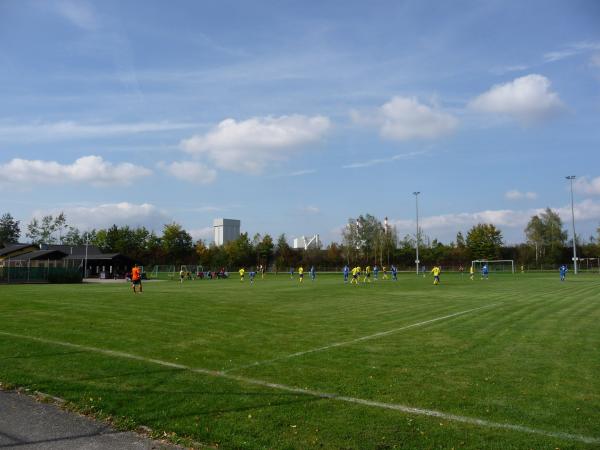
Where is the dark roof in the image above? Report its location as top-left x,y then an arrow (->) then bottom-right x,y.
9,249 -> 68,261
64,253 -> 133,261
44,244 -> 103,256
0,243 -> 38,257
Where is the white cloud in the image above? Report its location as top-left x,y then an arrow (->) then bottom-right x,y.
544,41 -> 600,63
469,74 -> 564,124
505,190 -> 538,200
0,121 -> 196,142
158,161 -> 217,184
352,96 -> 458,141
0,156 -> 151,187
55,0 -> 98,30
574,176 -> 600,196
34,203 -> 170,231
189,227 -> 213,241
300,206 -> 320,214
392,200 -> 600,242
342,150 -> 426,169
181,115 -> 330,174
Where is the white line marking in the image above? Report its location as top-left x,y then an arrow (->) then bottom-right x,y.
2,330 -> 598,445
225,303 -> 500,373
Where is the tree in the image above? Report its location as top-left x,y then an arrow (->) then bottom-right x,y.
466,223 -> 503,260
275,234 -> 292,270
162,222 -> 194,264
54,212 -> 67,244
525,208 -> 567,266
0,213 -> 20,246
39,215 -> 57,244
256,234 -> 274,267
26,218 -> 41,245
63,227 -> 83,245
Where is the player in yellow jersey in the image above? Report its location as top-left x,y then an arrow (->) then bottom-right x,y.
469,265 -> 474,280
382,266 -> 388,280
431,266 -> 441,285
298,266 -> 304,283
364,265 -> 371,283
239,267 -> 245,282
350,267 -> 358,284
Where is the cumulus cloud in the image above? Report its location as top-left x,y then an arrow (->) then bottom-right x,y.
0,121 -> 196,142
392,200 -> 600,241
352,96 -> 458,141
300,205 -> 320,214
574,176 -> 600,196
469,74 -> 564,124
505,190 -> 538,200
0,156 -> 151,186
189,227 -> 213,241
158,161 -> 217,184
34,203 -> 171,231
181,115 -> 330,174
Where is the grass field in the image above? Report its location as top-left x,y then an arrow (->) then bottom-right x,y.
1,273 -> 599,449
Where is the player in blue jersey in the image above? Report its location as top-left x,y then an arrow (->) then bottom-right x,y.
343,265 -> 349,283
289,267 -> 294,279
559,264 -> 567,281
391,265 -> 398,281
249,270 -> 256,284
481,264 -> 489,280
373,265 -> 379,281
310,265 -> 316,281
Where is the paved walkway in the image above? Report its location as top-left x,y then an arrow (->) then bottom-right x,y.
0,390 -> 178,450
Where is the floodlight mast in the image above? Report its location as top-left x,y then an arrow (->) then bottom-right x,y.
413,192 -> 420,275
566,175 -> 578,274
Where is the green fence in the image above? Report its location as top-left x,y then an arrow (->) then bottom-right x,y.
0,267 -> 83,284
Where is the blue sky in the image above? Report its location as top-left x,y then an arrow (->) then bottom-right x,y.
1,0 -> 600,244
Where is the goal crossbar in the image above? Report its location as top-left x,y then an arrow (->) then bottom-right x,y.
471,259 -> 515,274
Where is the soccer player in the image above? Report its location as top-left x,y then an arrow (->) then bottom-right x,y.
298,266 -> 304,283
391,265 -> 398,281
373,265 -> 379,281
520,264 -> 525,273
431,265 -> 441,285
239,267 -> 245,282
289,267 -> 294,279
364,265 -> 371,283
259,264 -> 265,279
469,265 -> 474,281
131,264 -> 142,294
351,266 -> 359,284
249,270 -> 256,284
310,265 -> 316,281
343,265 -> 349,283
559,264 -> 567,281
179,268 -> 185,284
382,266 -> 388,280
481,264 -> 489,280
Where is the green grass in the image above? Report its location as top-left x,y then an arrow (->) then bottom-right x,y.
1,273 -> 599,449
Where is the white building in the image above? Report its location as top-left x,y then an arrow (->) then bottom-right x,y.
213,218 -> 241,246
292,234 -> 320,250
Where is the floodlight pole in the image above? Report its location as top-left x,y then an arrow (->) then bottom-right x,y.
384,216 -> 390,267
84,232 -> 89,279
413,192 -> 420,275
566,176 -> 578,274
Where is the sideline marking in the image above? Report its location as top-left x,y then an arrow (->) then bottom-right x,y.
225,303 -> 500,372
1,330 -> 599,445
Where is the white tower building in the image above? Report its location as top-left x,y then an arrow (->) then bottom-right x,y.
213,218 -> 240,246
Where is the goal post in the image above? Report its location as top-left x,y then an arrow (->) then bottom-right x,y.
471,259 -> 515,274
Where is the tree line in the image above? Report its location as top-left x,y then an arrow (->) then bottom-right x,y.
1,210 -> 599,270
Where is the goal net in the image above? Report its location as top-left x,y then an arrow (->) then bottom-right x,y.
471,259 -> 514,274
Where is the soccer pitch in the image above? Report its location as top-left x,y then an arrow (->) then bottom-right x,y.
1,273 -> 599,449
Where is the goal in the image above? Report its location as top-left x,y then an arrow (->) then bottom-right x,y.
471,259 -> 515,274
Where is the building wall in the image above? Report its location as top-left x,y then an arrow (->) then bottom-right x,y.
213,218 -> 241,246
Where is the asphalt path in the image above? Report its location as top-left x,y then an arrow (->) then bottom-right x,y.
0,390 -> 178,450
